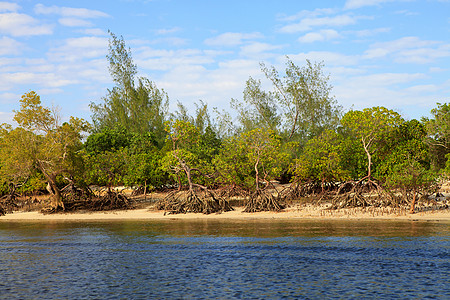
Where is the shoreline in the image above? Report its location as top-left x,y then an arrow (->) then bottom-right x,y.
1,205 -> 449,222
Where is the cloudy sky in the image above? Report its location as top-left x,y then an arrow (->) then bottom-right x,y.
1,0 -> 449,125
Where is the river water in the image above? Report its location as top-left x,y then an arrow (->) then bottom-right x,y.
0,220 -> 449,299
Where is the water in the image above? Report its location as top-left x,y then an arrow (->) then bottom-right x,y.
0,220 -> 448,299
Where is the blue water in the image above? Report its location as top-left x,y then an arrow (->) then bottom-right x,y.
0,220 -> 449,299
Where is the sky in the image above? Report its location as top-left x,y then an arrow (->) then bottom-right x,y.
1,0 -> 450,125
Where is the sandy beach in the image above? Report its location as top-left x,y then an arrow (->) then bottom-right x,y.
1,205 -> 449,222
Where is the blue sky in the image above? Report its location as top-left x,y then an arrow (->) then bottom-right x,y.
1,0 -> 449,125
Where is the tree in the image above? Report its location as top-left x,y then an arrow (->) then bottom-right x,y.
0,91 -> 89,210
90,31 -> 168,146
83,127 -> 166,194
423,102 -> 450,171
231,77 -> 280,132
341,106 -> 404,181
260,58 -> 342,142
379,120 -> 436,213
157,120 -> 231,214
215,128 -> 287,212
291,130 -> 349,195
332,106 -> 404,208
123,133 -> 166,191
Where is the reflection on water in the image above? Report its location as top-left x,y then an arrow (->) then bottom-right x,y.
0,220 -> 449,299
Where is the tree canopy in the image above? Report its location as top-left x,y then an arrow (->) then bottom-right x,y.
90,31 -> 168,146
1,91 -> 89,209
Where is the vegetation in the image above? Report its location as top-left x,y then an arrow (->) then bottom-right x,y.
1,33 -> 448,215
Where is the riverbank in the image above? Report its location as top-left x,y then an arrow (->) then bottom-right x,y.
1,204 -> 449,221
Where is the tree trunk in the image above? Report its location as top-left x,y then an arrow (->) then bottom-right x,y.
409,190 -> 417,214
144,180 -> 147,200
254,157 -> 260,190
362,139 -> 372,179
184,163 -> 194,192
176,173 -> 182,191
46,176 -> 65,210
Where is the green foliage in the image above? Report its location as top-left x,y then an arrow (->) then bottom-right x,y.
341,106 -> 404,179
84,126 -> 132,154
423,102 -> 450,171
376,119 -> 436,204
8,92 -> 89,181
231,77 -> 280,132
162,120 -> 219,188
124,133 -> 166,187
215,128 -> 287,190
213,135 -> 253,188
261,58 -> 342,142
0,91 -> 89,207
384,157 -> 436,201
336,128 -> 367,180
83,149 -> 127,187
83,130 -> 167,188
292,130 -> 349,184
90,31 -> 168,146
377,119 -> 429,181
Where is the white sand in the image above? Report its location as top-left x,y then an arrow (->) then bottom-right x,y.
1,205 -> 449,222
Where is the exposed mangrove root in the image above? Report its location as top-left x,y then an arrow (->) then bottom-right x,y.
330,179 -> 400,209
156,188 -> 233,214
216,184 -> 249,199
42,186 -> 134,214
243,189 -> 285,212
281,180 -> 337,205
0,193 -> 19,215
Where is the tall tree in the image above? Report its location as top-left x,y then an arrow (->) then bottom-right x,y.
90,31 -> 169,145
231,77 -> 280,132
0,91 -> 89,209
260,58 -> 342,142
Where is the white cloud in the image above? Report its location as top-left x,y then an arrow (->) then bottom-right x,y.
298,29 -> 341,43
0,13 -> 53,36
204,32 -> 263,47
278,8 -> 337,22
364,37 -> 450,63
34,4 -> 109,18
34,4 -> 109,28
0,37 -> 23,55
136,47 -> 216,71
0,92 -> 19,104
344,0 -> 396,10
352,27 -> 390,37
153,37 -> 188,47
48,36 -> 108,62
156,58 -> 262,110
279,15 -> 359,33
156,27 -> 182,35
333,72 -> 429,112
80,28 -> 107,36
0,111 -> 14,124
288,51 -> 359,66
0,2 -> 20,12
239,42 -> 282,58
59,17 -> 93,27
0,72 -> 75,91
